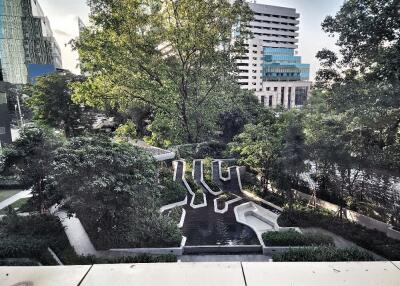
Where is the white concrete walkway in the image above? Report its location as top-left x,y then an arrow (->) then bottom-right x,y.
55,210 -> 98,256
2,262 -> 399,286
0,189 -> 32,210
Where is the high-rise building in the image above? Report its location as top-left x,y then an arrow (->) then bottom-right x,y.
0,0 -> 62,85
0,92 -> 11,146
236,2 -> 311,109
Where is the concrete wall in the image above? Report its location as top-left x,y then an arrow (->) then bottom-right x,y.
183,245 -> 262,255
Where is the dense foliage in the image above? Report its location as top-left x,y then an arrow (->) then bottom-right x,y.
51,136 -> 181,249
25,72 -> 92,138
278,207 -> 400,260
262,229 -> 333,247
0,125 -> 62,213
272,247 -> 373,262
72,0 -> 256,145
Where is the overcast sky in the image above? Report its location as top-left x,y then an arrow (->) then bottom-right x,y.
39,0 -> 344,79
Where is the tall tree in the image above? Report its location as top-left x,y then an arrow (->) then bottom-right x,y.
0,125 -> 62,213
50,136 -> 181,248
72,0 -> 253,144
25,73 -> 91,138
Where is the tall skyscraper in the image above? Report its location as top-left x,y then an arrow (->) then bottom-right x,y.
236,2 -> 311,109
0,0 -> 62,85
0,92 -> 11,146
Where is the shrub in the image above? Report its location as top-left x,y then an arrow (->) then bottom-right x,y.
273,247 -> 374,262
159,179 -> 187,205
177,141 -> 227,160
0,236 -> 48,259
278,207 -> 400,260
262,229 -> 334,247
216,193 -> 237,209
0,258 -> 39,266
166,207 -> 183,225
61,253 -> 177,265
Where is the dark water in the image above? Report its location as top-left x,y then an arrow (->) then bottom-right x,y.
172,160 -> 261,246
182,197 -> 259,246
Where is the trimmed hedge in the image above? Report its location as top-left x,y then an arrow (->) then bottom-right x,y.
0,258 -> 39,266
273,247 -> 373,262
262,229 -> 334,247
64,254 -> 177,265
278,207 -> 400,260
0,236 -> 48,259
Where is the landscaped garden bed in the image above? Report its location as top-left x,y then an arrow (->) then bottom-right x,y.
272,246 -> 373,262
278,206 -> 400,260
0,214 -> 178,266
216,193 -> 238,210
186,176 -> 205,205
262,229 -> 334,247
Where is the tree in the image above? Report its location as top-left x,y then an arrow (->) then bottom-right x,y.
278,115 -> 306,209
50,136 -> 181,248
229,109 -> 281,192
25,72 -> 91,138
72,0 -> 253,144
0,125 -> 62,213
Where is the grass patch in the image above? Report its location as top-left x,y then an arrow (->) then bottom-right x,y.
262,229 -> 334,246
0,190 -> 21,203
0,197 -> 33,215
273,247 -> 373,262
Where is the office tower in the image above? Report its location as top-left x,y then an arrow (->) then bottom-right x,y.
0,0 -> 62,85
0,92 -> 11,146
236,2 -> 311,109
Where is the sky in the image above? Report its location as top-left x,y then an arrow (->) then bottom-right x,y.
39,0 -> 344,80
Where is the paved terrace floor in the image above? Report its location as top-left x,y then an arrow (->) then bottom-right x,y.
1,261 -> 400,286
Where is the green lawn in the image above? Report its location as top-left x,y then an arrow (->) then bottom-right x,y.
0,190 -> 22,203
0,197 -> 31,215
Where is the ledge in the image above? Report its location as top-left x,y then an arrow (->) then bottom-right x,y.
2,262 -> 400,286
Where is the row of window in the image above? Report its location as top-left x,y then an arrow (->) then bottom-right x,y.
252,18 -> 296,27
253,13 -> 297,20
248,25 -> 297,33
253,33 -> 296,39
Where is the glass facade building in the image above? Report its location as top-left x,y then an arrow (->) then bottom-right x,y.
0,92 -> 11,145
0,0 -> 61,84
262,47 -> 310,81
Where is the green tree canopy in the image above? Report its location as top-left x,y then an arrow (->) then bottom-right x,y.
25,72 -> 92,138
0,125 -> 63,213
72,0 -> 253,145
50,135 -> 181,248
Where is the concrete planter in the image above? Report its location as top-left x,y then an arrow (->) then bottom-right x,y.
183,245 -> 262,255
108,236 -> 187,256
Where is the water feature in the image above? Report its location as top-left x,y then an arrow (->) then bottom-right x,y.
172,160 -> 261,246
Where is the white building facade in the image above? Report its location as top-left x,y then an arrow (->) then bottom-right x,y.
236,2 -> 311,109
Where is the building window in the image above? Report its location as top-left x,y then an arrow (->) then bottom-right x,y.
261,96 -> 265,105
295,86 -> 308,106
0,127 -> 5,135
274,87 -> 278,92
269,96 -> 273,107
266,87 -> 270,91
0,94 -> 6,104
